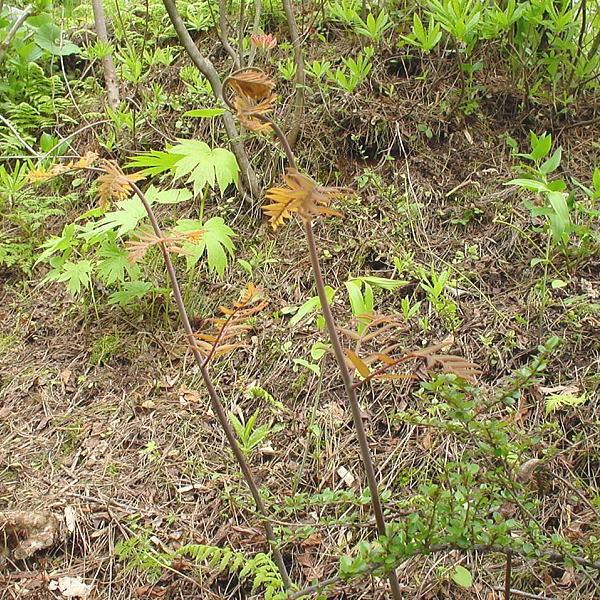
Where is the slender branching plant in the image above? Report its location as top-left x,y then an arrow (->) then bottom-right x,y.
222,67 -> 404,599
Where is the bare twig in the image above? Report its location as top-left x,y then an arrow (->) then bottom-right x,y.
161,0 -> 259,197
0,4 -> 34,64
492,587 -> 556,600
281,0 -> 305,149
218,0 -> 241,69
91,0 -> 120,109
128,181 -> 290,589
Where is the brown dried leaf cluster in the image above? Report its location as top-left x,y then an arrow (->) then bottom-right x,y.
263,168 -> 346,229
341,324 -> 481,385
225,69 -> 277,134
126,227 -> 203,263
97,160 -> 145,207
27,151 -> 99,183
193,283 -> 267,364
226,69 -> 275,99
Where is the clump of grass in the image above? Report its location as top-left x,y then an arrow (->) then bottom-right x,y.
0,334 -> 17,357
89,333 -> 121,366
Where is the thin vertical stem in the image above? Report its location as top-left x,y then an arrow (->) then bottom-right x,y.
304,221 -> 402,600
504,552 -> 512,600
129,182 -> 291,590
281,0 -> 305,149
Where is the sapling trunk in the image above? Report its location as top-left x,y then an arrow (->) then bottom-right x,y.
91,0 -> 120,110
161,0 -> 259,198
129,181 -> 291,590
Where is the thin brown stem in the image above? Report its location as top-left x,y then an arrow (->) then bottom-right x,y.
281,0 -> 305,149
129,182 -> 291,589
304,221 -> 402,600
218,0 -> 241,69
260,110 -> 401,599
504,552 -> 512,600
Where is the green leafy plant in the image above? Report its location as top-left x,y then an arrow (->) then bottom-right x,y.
329,47 -> 373,93
401,13 -> 442,52
354,11 -> 393,43
507,132 -> 598,263
229,409 -> 277,455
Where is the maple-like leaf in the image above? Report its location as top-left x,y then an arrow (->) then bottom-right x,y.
96,234 -> 140,285
263,168 -> 347,229
173,217 -> 236,276
108,281 -> 154,306
168,140 -> 239,196
97,161 -> 144,206
56,260 -> 93,296
82,196 -> 149,240
126,150 -> 181,176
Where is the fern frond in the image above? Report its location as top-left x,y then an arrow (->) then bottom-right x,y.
175,544 -> 285,599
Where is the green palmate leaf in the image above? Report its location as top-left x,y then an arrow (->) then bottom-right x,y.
83,196 -> 149,240
96,235 -> 140,285
145,185 -> 193,204
127,150 -> 180,176
36,223 -> 77,265
108,281 -> 154,306
451,565 -> 473,588
169,140 -> 239,196
184,108 -> 227,117
56,260 -> 93,296
174,217 -> 236,276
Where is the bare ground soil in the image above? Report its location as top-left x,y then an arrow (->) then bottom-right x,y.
1,40 -> 599,600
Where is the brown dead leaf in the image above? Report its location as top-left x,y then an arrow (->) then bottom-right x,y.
226,68 -> 276,99
135,585 -> 169,598
0,511 -> 61,559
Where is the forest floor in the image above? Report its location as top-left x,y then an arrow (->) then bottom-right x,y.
1,28 -> 599,600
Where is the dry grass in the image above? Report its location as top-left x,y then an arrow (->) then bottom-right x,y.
1,29 -> 599,600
